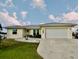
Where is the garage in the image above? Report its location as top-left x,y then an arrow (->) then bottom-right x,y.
40,23 -> 76,39
46,28 -> 68,39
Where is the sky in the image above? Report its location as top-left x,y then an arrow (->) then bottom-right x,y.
0,0 -> 78,26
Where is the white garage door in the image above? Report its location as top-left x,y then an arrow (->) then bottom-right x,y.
46,28 -> 68,38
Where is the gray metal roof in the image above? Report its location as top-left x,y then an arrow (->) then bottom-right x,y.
39,23 -> 77,27
5,23 -> 77,29
5,25 -> 40,29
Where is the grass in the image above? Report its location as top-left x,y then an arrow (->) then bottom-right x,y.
0,39 -> 43,59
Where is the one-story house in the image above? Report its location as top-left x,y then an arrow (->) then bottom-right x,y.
5,23 -> 76,40
6,25 -> 41,39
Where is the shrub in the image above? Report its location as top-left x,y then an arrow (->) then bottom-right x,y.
0,39 -> 18,48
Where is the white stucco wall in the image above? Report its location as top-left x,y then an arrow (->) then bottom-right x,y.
7,29 -> 24,39
67,27 -> 72,39
41,27 -> 46,39
41,27 -> 72,39
29,30 -> 33,35
39,29 -> 41,35
7,28 -> 41,39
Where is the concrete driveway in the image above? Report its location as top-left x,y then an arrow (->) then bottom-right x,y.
37,39 -> 77,59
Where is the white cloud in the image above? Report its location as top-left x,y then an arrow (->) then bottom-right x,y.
67,5 -> 78,12
19,20 -> 26,25
19,20 -> 31,25
5,0 -> 15,7
0,0 -> 15,8
48,14 -> 61,22
0,12 -> 21,26
48,14 -> 55,20
26,21 -> 31,25
21,11 -> 28,20
12,12 -> 17,19
48,11 -> 78,23
2,9 -> 9,15
62,11 -> 78,23
31,0 -> 46,9
63,11 -> 78,20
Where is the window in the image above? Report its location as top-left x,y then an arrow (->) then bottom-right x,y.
27,29 -> 29,32
33,29 -> 36,36
12,29 -> 17,34
37,29 -> 39,35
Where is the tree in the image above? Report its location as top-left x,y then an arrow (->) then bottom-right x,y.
75,29 -> 78,39
72,29 -> 78,39
0,24 -> 2,42
0,24 -> 2,30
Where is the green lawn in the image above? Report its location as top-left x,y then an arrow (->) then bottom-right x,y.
0,40 -> 42,59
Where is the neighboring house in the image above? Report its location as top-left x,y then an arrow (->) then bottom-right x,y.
5,23 -> 76,40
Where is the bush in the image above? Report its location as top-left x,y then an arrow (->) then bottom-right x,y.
27,35 -> 41,38
0,39 -> 18,48
72,32 -> 78,39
